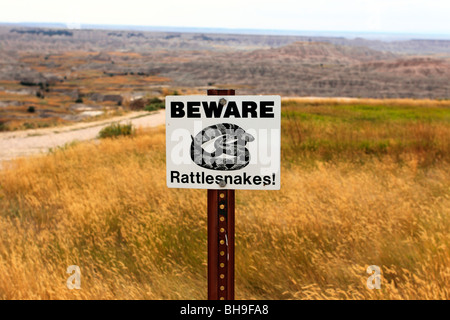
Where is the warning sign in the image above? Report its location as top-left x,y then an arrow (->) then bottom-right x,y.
166,95 -> 281,190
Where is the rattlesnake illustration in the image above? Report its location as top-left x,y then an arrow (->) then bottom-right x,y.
191,123 -> 255,170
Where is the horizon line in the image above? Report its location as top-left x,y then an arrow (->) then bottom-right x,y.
1,21 -> 450,40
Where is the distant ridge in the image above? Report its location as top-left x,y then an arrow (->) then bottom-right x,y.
1,22 -> 449,41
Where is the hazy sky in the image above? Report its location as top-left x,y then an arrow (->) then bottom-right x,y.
1,0 -> 449,35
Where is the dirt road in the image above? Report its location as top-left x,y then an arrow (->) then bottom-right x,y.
0,110 -> 165,165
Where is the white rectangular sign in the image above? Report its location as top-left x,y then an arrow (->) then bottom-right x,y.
166,95 -> 280,190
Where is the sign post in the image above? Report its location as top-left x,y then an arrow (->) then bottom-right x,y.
165,90 -> 281,300
207,89 -> 235,300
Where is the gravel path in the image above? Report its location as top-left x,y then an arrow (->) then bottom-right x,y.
0,110 -> 165,166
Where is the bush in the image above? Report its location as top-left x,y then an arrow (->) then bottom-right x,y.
144,97 -> 165,111
23,122 -> 36,129
27,106 -> 36,113
98,122 -> 134,139
144,103 -> 164,111
75,97 -> 83,103
0,122 -> 9,132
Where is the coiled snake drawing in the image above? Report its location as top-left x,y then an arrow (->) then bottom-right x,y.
191,123 -> 255,171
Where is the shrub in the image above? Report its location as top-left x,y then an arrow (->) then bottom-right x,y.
23,122 -> 36,129
20,80 -> 37,86
75,97 -> 83,103
98,122 -> 134,139
144,97 -> 165,111
144,103 -> 164,111
0,122 -> 9,132
27,106 -> 36,113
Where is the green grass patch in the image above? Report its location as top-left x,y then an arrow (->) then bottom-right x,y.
281,101 -> 450,166
341,104 -> 450,122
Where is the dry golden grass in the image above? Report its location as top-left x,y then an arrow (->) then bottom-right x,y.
107,52 -> 143,59
0,100 -> 449,300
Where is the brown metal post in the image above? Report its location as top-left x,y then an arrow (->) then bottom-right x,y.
207,89 -> 235,300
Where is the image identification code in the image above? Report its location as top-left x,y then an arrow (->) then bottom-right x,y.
180,304 -> 269,317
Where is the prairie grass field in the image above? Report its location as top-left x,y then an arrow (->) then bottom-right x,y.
0,98 -> 449,299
